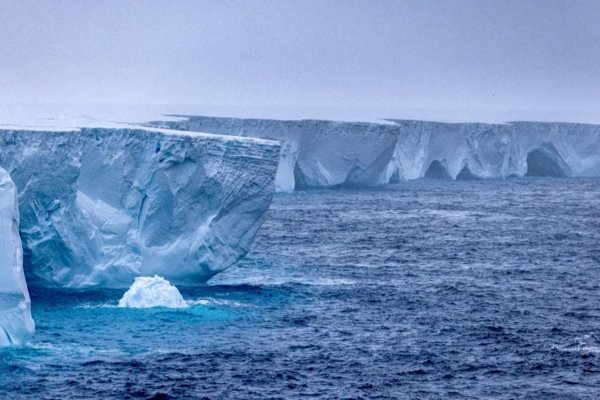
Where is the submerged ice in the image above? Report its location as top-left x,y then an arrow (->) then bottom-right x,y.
118,275 -> 187,308
0,127 -> 280,288
0,167 -> 34,345
157,117 -> 600,191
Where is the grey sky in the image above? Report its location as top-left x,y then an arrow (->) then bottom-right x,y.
1,0 -> 599,118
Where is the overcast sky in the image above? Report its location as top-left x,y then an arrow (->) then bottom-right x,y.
1,0 -> 599,120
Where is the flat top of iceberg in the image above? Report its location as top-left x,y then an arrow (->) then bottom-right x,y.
3,103 -> 600,127
0,109 -> 278,146
118,276 -> 188,309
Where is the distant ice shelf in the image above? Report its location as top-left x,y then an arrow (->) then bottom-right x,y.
153,116 -> 600,192
0,124 -> 280,288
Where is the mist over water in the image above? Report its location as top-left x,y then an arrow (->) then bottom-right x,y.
1,178 -> 598,399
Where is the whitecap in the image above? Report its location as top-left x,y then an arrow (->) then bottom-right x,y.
551,334 -> 600,355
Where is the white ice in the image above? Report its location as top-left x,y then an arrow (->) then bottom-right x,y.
0,125 -> 280,288
164,117 -> 600,191
118,275 -> 187,308
0,167 -> 34,345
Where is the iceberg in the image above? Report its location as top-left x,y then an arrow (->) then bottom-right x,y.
0,125 -> 280,288
154,117 -> 600,191
0,167 -> 34,345
118,275 -> 187,308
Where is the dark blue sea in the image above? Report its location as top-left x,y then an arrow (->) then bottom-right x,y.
1,178 -> 600,399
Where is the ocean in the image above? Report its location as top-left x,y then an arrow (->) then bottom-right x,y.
2,178 -> 599,399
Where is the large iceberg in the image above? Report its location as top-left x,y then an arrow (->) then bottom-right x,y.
154,117 -> 600,191
0,126 -> 280,288
0,167 -> 34,345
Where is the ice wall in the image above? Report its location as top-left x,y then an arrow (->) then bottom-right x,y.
155,117 -> 600,191
0,127 -> 280,288
0,167 -> 34,345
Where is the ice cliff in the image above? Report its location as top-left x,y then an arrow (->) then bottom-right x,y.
0,167 -> 34,345
0,127 -> 280,288
154,117 -> 600,191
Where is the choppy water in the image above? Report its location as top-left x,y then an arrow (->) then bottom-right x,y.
2,178 -> 600,399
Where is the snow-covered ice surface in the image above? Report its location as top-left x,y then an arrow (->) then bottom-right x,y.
118,276 -> 187,308
156,116 -> 600,191
0,123 -> 280,288
0,167 -> 34,345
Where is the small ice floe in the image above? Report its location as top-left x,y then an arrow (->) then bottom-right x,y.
118,275 -> 188,308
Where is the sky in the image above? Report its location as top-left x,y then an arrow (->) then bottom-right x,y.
1,0 -> 599,121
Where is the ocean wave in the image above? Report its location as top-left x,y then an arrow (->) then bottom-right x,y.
186,298 -> 246,308
551,334 -> 600,355
210,274 -> 357,287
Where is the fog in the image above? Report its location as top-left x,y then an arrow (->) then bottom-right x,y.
1,0 -> 599,122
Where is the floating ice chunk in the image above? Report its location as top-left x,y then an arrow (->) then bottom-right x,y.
118,275 -> 188,308
0,168 -> 35,345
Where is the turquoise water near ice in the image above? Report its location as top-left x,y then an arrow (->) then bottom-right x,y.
2,178 -> 600,399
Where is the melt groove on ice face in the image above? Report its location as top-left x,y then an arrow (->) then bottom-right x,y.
157,117 -> 600,191
0,127 -> 280,288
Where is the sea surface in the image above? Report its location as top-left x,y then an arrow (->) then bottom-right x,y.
1,178 -> 600,399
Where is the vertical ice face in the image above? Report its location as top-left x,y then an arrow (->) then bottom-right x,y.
159,117 -> 401,190
157,117 -> 600,190
0,128 -> 280,288
0,167 -> 34,345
